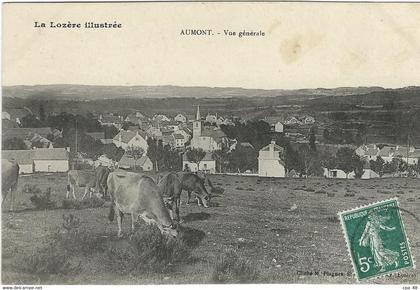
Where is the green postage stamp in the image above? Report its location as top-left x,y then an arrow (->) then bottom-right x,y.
338,198 -> 415,281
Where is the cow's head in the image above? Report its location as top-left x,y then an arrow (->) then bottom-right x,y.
160,222 -> 178,238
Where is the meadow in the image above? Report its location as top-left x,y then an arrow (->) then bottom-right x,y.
2,173 -> 420,284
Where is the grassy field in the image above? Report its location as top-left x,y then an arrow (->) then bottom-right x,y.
2,173 -> 420,284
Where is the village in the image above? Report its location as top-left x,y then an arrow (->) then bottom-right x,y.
2,104 -> 420,179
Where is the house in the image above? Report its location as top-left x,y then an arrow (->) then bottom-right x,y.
113,130 -> 148,154
323,168 -> 354,179
85,132 -> 105,141
300,115 -> 315,124
190,106 -> 227,152
284,116 -> 301,125
153,114 -> 171,123
173,133 -> 186,148
182,152 -> 216,174
118,153 -> 153,171
358,144 -> 420,165
355,144 -> 380,160
274,121 -> 284,133
125,112 -> 147,125
3,127 -> 53,149
146,126 -> 162,139
258,141 -> 286,177
205,114 -> 218,124
95,155 -> 116,168
174,128 -> 191,142
99,114 -> 123,129
361,169 -> 380,179
2,148 -> 69,173
174,114 -> 187,123
32,148 -> 70,172
380,145 -> 420,165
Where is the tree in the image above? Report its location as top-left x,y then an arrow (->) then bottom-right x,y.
20,114 -> 44,128
3,137 -> 27,150
227,145 -> 258,172
336,147 -> 357,178
369,156 -> 385,177
212,148 -> 229,173
186,148 -> 206,172
39,104 -> 46,122
309,126 -> 317,152
126,146 -> 145,171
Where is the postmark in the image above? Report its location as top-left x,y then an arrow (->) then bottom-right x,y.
338,198 -> 415,281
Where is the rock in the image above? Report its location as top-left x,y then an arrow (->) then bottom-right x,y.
288,203 -> 298,212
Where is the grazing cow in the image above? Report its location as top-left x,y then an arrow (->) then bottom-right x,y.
2,159 -> 19,211
66,170 -> 96,199
157,172 -> 211,222
107,171 -> 177,238
95,165 -> 111,198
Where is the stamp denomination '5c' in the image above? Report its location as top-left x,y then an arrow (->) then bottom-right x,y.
338,198 -> 415,281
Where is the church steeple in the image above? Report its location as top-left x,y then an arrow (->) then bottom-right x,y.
193,105 -> 202,138
196,105 -> 201,121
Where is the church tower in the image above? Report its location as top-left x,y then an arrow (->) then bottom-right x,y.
193,105 -> 201,138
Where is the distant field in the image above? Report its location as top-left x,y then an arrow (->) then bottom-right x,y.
2,173 -> 420,284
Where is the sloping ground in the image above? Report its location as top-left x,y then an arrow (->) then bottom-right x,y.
2,173 -> 420,284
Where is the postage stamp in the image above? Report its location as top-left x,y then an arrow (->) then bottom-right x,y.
338,198 -> 415,281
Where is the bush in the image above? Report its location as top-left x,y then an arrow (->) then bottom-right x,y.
15,245 -> 80,280
211,248 -> 259,283
30,188 -> 56,210
61,196 -> 105,210
23,184 -> 42,195
105,224 -> 190,275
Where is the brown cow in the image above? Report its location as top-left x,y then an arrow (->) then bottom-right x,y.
66,169 -> 96,199
107,170 -> 177,238
2,159 -> 19,211
157,172 -> 211,222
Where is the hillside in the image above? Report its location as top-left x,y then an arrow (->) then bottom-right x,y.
2,84 -> 394,101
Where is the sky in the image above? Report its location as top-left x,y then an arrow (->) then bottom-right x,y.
3,2 -> 420,90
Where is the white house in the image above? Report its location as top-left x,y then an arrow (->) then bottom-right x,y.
173,133 -> 186,148
284,116 -> 301,125
258,141 -> 286,177
357,144 -> 420,165
113,130 -> 148,154
182,152 -> 216,174
32,148 -> 69,172
118,154 -> 153,171
174,114 -> 187,123
99,114 -> 123,129
95,155 -> 116,168
300,115 -> 315,124
206,114 -> 218,124
274,121 -> 284,133
153,114 -> 171,123
2,148 -> 69,173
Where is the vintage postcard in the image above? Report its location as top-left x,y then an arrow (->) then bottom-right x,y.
2,1 -> 420,286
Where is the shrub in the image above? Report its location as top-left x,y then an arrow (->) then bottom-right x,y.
211,248 -> 259,283
15,245 -> 80,280
61,196 -> 105,210
105,224 -> 190,275
23,184 -> 42,195
344,192 -> 355,197
30,188 -> 56,210
315,189 -> 326,194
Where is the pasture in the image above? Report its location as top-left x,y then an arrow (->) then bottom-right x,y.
2,173 -> 420,284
